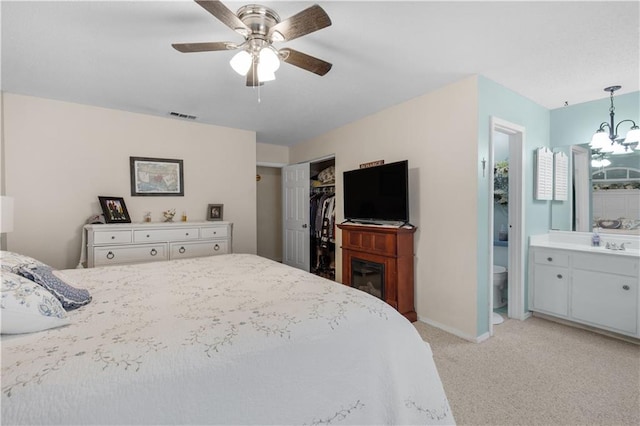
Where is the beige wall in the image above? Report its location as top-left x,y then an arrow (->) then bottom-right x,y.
256,142 -> 289,165
290,77 -> 480,338
3,93 -> 257,269
256,166 -> 282,262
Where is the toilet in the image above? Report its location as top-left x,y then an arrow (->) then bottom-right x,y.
493,265 -> 507,308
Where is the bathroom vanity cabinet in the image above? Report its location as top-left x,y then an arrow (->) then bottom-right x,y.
529,233 -> 640,339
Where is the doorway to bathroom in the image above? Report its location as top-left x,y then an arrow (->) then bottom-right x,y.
489,117 -> 526,335
492,131 -> 510,324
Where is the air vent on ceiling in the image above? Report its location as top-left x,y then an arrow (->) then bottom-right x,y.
169,111 -> 197,120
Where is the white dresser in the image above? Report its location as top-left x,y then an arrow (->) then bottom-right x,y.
84,221 -> 232,268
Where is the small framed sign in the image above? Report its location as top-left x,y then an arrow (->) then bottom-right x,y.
359,160 -> 384,169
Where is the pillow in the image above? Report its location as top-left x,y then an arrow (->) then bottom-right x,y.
18,265 -> 92,310
0,250 -> 48,273
1,271 -> 70,334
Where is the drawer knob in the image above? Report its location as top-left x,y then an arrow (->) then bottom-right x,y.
214,244 -> 220,251
623,285 -> 630,291
150,248 -> 157,256
213,231 -> 217,235
106,251 -> 115,260
111,236 -> 115,240
556,274 -> 563,279
179,246 -> 186,254
185,233 -> 189,236
547,257 -> 553,262
146,234 -> 150,238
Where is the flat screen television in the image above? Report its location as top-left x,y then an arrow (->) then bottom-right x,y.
343,160 -> 409,224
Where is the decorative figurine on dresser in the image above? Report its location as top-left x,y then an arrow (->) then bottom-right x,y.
79,221 -> 232,268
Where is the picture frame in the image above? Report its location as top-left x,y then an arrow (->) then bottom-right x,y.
98,196 -> 131,224
207,204 -> 224,221
130,157 -> 184,196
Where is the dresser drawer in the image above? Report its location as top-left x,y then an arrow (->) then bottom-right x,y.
170,241 -> 229,259
133,228 -> 199,243
533,249 -> 570,267
200,226 -> 228,239
93,230 -> 132,244
93,244 -> 168,266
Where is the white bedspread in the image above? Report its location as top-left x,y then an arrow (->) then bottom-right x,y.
2,254 -> 453,425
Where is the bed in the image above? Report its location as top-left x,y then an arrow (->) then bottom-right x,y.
1,253 -> 454,425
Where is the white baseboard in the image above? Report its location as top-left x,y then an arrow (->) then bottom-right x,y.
417,316 -> 489,343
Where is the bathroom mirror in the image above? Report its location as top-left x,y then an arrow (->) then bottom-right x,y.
551,143 -> 640,235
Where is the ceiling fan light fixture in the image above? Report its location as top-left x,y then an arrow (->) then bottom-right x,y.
257,64 -> 276,82
259,47 -> 280,72
174,1 -> 333,86
230,50 -> 252,76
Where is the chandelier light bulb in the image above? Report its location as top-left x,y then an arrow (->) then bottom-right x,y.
230,50 -> 252,76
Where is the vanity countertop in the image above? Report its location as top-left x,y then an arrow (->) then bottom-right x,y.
530,231 -> 640,258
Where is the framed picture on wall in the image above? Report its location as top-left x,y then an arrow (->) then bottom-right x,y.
130,157 -> 184,196
98,196 -> 131,223
207,204 -> 223,221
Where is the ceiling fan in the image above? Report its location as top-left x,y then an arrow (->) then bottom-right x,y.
172,0 -> 332,86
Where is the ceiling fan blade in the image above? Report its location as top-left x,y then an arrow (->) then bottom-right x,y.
280,48 -> 332,76
195,0 -> 250,35
172,42 -> 235,53
268,4 -> 331,42
246,64 -> 263,87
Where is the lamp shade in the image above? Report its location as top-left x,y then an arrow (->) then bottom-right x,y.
625,127 -> 640,144
0,196 -> 14,233
589,130 -> 611,151
230,50 -> 252,76
257,64 -> 276,82
610,142 -> 629,155
591,158 -> 611,168
259,47 -> 280,73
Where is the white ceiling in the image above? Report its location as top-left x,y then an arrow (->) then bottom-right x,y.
2,0 -> 639,146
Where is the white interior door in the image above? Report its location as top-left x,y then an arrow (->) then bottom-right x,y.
282,162 -> 310,271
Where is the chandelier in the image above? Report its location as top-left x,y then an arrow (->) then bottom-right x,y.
589,85 -> 640,155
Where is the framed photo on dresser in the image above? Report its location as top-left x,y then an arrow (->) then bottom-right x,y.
207,204 -> 223,221
98,196 -> 131,223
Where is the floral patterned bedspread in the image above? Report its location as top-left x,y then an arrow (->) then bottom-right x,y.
1,254 -> 453,425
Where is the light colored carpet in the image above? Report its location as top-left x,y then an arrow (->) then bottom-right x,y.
414,316 -> 640,426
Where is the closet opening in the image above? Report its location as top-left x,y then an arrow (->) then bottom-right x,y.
310,158 -> 335,280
